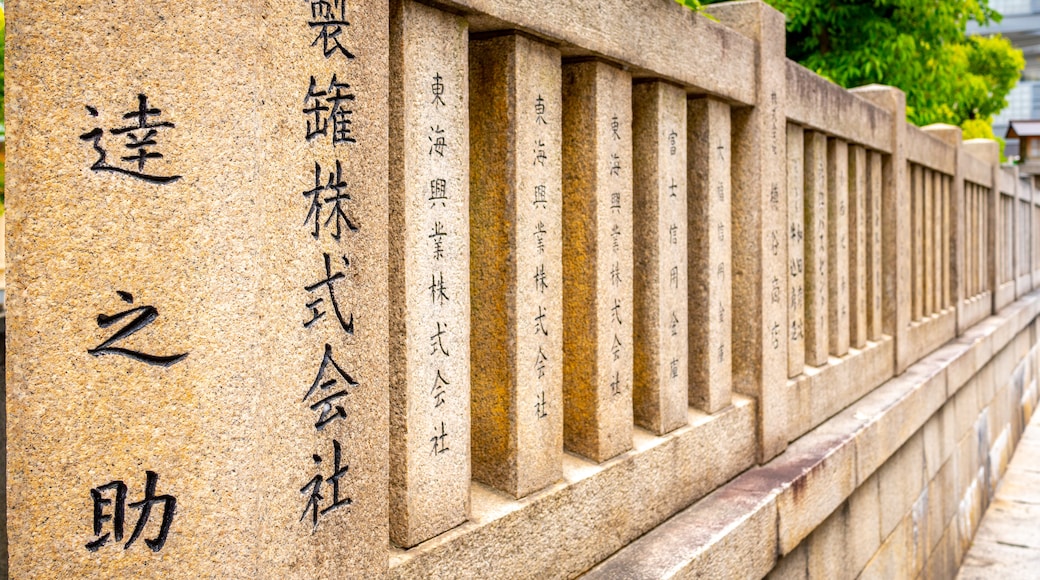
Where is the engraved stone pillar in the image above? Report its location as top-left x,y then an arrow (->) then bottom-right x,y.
389,0 -> 469,548
561,59 -> 633,462
708,1 -> 790,461
849,145 -> 868,349
469,33 -> 563,498
827,139 -> 850,356
632,81 -> 689,436
852,86 -> 910,371
688,98 -> 733,414
867,151 -> 884,341
804,131 -> 830,367
964,139 -> 999,317
7,0 -> 389,576
787,124 -> 806,377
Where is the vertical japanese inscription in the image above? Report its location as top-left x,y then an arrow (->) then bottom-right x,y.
470,34 -> 562,498
849,145 -> 867,349
632,81 -> 688,435
867,151 -> 884,340
389,0 -> 470,548
803,131 -> 829,366
687,98 -> 733,413
561,60 -> 633,462
786,124 -> 805,376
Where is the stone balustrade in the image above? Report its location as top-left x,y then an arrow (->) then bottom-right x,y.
5,0 -> 1040,577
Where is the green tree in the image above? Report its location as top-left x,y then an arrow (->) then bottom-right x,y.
677,0 -> 1024,135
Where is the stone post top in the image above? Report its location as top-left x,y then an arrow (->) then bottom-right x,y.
964,139 -> 1000,165
922,124 -> 963,147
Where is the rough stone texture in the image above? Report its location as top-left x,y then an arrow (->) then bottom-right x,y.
389,0 -> 470,548
867,151 -> 885,341
7,0 -> 390,576
582,484 -> 778,580
391,399 -> 757,580
849,145 -> 868,349
708,0 -> 790,462
469,33 -> 563,498
804,131 -> 830,367
440,0 -> 756,104
787,124 -> 806,378
766,542 -> 808,580
561,59 -> 634,462
827,139 -> 850,356
851,86 -> 910,371
925,165 -> 935,316
915,164 -> 926,320
632,81 -> 689,436
688,98 -> 733,414
784,61 -> 893,154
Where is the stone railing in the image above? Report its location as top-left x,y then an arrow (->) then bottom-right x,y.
5,0 -> 1040,578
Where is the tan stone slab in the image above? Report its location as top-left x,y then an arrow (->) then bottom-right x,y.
562,59 -> 634,462
389,0 -> 470,548
469,33 -> 563,498
848,473 -> 882,575
582,484 -> 778,580
849,145 -> 868,349
935,171 -> 945,311
709,0 -> 790,461
632,81 -> 689,436
828,139 -> 850,356
784,61 -> 893,154
442,0 -> 757,105
391,399 -> 757,579
905,306 -> 957,368
867,151 -> 885,341
806,500 -> 851,580
688,98 -> 732,414
766,542 -> 808,580
7,0 -> 390,576
787,124 -> 807,377
907,124 -> 957,175
878,432 -> 925,539
804,131 -> 830,367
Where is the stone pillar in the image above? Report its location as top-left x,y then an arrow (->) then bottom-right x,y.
804,131 -> 830,367
852,86 -> 910,372
632,81 -> 689,436
707,1 -> 789,460
561,59 -> 634,463
867,151 -> 884,341
828,139 -> 850,356
913,164 -> 925,320
469,33 -> 563,498
963,139 -> 999,316
687,98 -> 733,414
787,124 -> 806,377
7,0 -> 390,576
389,0 -> 470,548
924,165 -> 934,317
849,145 -> 868,349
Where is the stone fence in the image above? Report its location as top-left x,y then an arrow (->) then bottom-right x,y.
5,0 -> 1040,578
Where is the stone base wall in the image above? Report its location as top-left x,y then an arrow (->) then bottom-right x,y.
587,290 -> 1040,579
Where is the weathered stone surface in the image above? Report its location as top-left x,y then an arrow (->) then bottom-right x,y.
849,145 -> 868,349
561,59 -> 634,462
804,131 -> 830,367
389,0 -> 470,548
867,151 -> 885,341
827,138 -> 850,356
7,0 -> 390,576
708,0 -> 790,461
787,123 -> 806,377
469,33 -> 563,498
632,80 -> 689,436
688,98 -> 733,414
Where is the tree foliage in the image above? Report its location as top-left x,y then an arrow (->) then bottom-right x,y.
676,0 -> 1024,133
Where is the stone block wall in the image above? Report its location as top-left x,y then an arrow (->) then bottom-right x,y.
5,0 -> 1040,578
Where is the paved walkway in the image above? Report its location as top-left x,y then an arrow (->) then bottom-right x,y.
958,408 -> 1040,579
